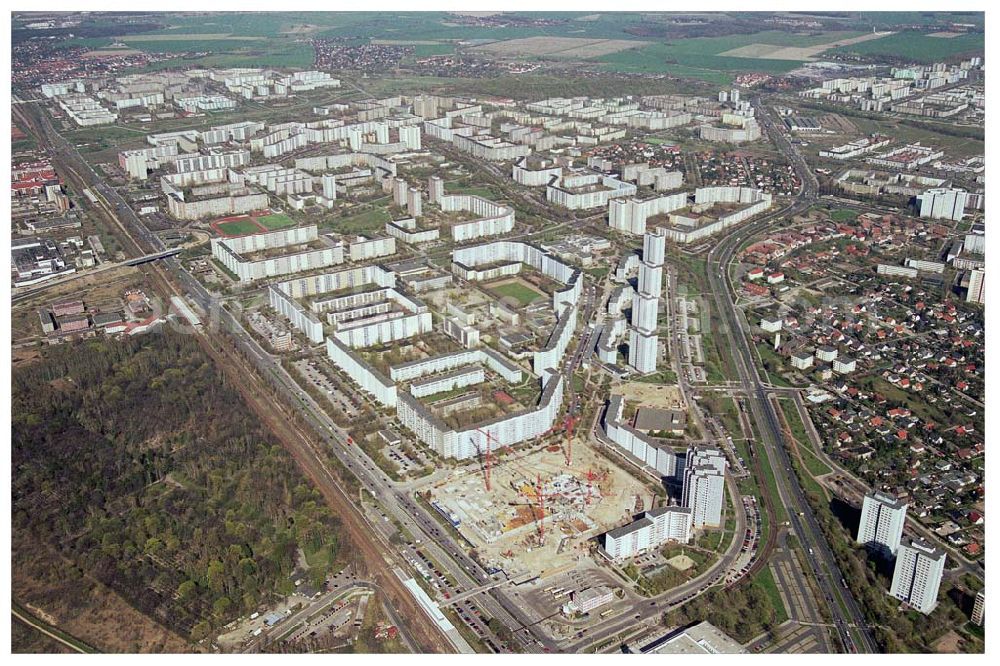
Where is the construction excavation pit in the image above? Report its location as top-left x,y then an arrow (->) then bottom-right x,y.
426,440 -> 657,575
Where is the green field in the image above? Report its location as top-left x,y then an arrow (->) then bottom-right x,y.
490,281 -> 544,306
751,565 -> 790,625
597,30 -> 868,81
830,30 -> 984,62
217,219 -> 261,236
830,209 -> 859,222
448,184 -> 500,199
328,207 -> 391,235
257,212 -> 296,230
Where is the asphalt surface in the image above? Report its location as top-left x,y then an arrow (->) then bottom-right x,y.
16,94 -> 916,655
701,101 -> 878,653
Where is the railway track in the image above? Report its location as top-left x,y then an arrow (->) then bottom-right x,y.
729,397 -> 780,584
16,101 -> 454,654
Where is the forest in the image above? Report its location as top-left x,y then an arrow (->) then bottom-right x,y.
12,331 -> 345,642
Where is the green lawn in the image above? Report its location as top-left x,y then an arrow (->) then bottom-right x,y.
636,369 -> 679,385
409,43 -> 456,57
830,209 -> 858,222
328,207 -> 391,236
448,185 -> 499,199
217,219 -> 261,236
642,136 -> 679,146
752,566 -> 790,625
257,212 -> 296,230
800,446 -> 833,478
490,281 -> 544,306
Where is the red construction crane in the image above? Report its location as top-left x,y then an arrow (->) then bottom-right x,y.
474,428 -> 495,492
563,414 -> 578,467
585,468 -> 597,506
535,474 -> 547,545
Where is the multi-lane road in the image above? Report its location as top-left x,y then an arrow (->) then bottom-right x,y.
17,91 -> 921,655
702,102 -> 878,653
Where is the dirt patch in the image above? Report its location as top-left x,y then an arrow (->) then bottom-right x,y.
613,382 -> 686,410
12,535 -> 195,653
430,440 -> 655,575
666,554 -> 696,571
932,630 -> 962,653
12,346 -> 42,367
372,39 -> 447,46
82,49 -> 143,58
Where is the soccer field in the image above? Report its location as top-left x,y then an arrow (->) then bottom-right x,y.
257,213 -> 296,230
490,281 -> 544,306
216,219 -> 262,236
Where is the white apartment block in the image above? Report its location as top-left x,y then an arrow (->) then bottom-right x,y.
166,189 -> 269,220
972,591 -> 984,626
386,218 -> 440,245
604,394 -> 682,478
396,369 -> 564,461
452,241 -> 582,317
603,507 -> 693,560
54,94 -> 118,126
453,133 -> 531,161
41,80 -> 85,97
547,173 -> 637,211
211,225 -> 343,282
682,446 -> 727,528
438,194 -> 516,242
512,156 -> 563,187
410,366 -> 485,399
917,187 -> 968,221
609,192 -> 688,235
877,264 -> 919,279
890,539 -> 946,615
627,229 -> 665,374
174,150 -> 251,174
791,352 -> 814,370
700,117 -> 761,143
966,269 -> 985,305
269,264 -> 397,344
856,491 -> 908,557
174,95 -> 237,112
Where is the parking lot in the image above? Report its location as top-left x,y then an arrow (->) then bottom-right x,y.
377,430 -> 432,477
517,566 -> 623,622
293,357 -> 364,420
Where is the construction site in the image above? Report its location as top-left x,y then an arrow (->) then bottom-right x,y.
425,434 -> 658,576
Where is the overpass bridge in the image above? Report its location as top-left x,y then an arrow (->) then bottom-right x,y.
124,248 -> 182,266
438,572 -> 536,607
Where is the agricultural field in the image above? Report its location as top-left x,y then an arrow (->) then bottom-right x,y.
719,31 -> 886,61
829,30 -> 985,62
470,36 -> 649,60
596,30 -> 876,80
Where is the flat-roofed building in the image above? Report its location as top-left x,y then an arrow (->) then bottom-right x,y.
857,491 -> 908,557
890,539 -> 946,615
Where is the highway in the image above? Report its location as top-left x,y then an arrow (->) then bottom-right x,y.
16,90 -> 900,654
702,100 -> 878,653
15,100 -> 473,654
